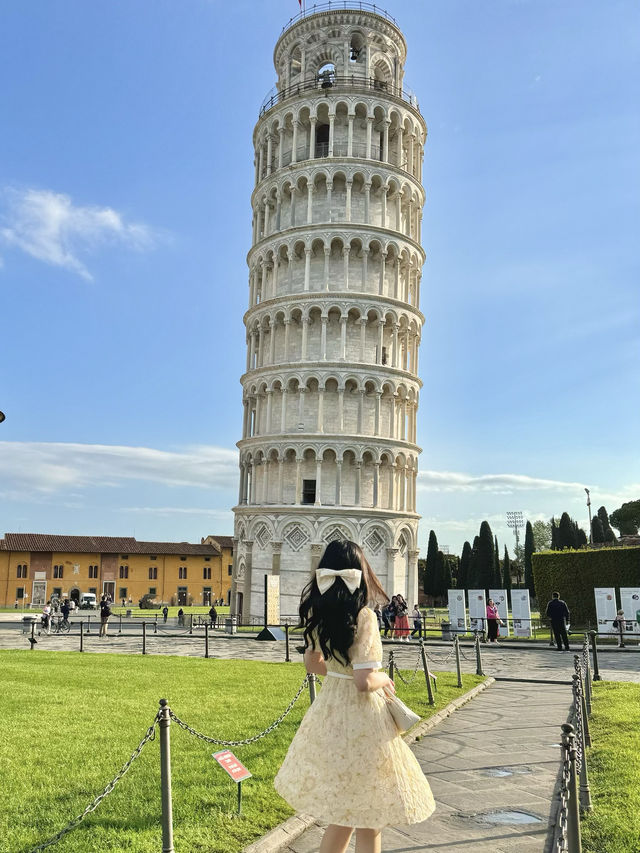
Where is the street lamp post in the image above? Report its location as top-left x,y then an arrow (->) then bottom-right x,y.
585,488 -> 592,545
506,511 -> 524,586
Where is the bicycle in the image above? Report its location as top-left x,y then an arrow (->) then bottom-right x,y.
51,616 -> 71,634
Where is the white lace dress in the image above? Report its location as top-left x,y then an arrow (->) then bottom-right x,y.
274,607 -> 435,829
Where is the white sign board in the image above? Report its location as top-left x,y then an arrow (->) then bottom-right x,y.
594,587 -> 617,635
448,589 -> 467,633
468,589 -> 486,633
618,588 -> 640,636
511,589 -> 532,637
489,589 -> 511,636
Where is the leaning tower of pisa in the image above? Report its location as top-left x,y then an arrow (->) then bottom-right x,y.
231,4 -> 427,621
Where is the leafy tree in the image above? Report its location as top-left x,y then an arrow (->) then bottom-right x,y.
502,545 -> 512,593
610,500 -> 640,535
476,521 -> 495,591
524,520 -> 535,594
532,519 -> 552,551
423,529 -> 439,597
458,541 -> 472,589
591,516 -> 605,544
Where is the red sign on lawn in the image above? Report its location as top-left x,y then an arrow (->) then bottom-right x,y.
213,750 -> 252,783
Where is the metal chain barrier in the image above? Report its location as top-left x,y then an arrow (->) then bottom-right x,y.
168,675 -> 310,747
27,715 -> 160,853
392,650 -> 423,686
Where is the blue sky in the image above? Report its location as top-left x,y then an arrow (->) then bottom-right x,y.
1,0 -> 638,555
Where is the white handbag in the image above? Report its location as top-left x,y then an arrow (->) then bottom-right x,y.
381,688 -> 420,733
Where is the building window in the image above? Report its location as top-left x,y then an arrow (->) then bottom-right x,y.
89,587 -> 97,596
148,567 -> 158,580
53,587 -> 62,598
203,567 -> 211,579
179,556 -> 188,562
53,565 -> 64,579
89,565 -> 98,578
302,479 -> 316,504
121,555 -> 129,560
149,587 -> 157,596
179,566 -> 187,580
119,587 -> 128,601
228,565 -> 233,576
204,557 -> 211,562
119,565 -> 129,579
16,587 -> 24,600
16,564 -> 27,578
149,555 -> 157,560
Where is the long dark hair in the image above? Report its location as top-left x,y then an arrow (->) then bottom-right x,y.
299,539 -> 388,666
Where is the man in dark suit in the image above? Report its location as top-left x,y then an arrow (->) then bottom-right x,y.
546,591 -> 570,650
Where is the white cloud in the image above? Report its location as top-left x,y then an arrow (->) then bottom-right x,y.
0,187 -> 158,280
0,441 -> 238,494
416,469 -> 586,494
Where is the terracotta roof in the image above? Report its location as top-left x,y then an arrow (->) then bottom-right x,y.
206,535 -> 234,550
1,533 -> 220,556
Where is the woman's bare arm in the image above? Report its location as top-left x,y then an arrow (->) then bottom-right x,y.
353,668 -> 394,693
304,648 -> 327,676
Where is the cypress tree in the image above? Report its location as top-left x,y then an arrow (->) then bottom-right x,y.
502,545 -> 512,593
524,520 -> 535,595
592,516 -> 605,544
442,554 -> 453,599
458,541 -> 472,589
493,535 -> 502,588
597,506 -> 617,543
558,512 -> 577,549
576,527 -> 588,548
551,517 -> 558,550
423,529 -> 439,598
468,536 -> 480,588
476,521 -> 495,592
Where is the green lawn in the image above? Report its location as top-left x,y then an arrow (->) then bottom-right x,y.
582,681 -> 640,853
0,650 -> 483,853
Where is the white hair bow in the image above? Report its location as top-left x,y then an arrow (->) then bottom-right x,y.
315,568 -> 362,595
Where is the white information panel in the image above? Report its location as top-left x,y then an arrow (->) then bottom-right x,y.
594,587 -> 617,635
511,589 -> 532,638
266,575 -> 280,626
448,589 -> 467,633
489,589 -> 511,636
468,589 -> 486,633
618,588 -> 640,636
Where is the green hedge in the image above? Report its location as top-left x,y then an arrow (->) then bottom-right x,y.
532,546 -> 640,625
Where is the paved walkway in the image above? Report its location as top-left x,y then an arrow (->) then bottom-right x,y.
281,681 -> 572,853
1,619 -> 638,683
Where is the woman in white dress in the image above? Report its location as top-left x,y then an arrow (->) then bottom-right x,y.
274,540 -> 435,853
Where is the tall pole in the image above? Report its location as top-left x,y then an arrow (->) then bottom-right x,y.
585,488 -> 592,545
506,511 -> 524,585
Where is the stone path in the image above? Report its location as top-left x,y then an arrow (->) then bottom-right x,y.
280,681 -> 572,853
1,618 -> 638,683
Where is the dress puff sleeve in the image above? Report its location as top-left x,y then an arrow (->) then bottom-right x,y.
350,607 -> 383,671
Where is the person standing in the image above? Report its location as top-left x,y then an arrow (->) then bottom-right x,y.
208,604 -> 218,627
61,599 -> 70,625
546,592 -> 570,651
394,594 -> 411,642
162,605 -> 169,623
381,601 -> 393,638
486,598 -> 501,643
274,539 -> 435,853
411,604 -> 423,638
41,602 -> 51,634
99,598 -> 112,638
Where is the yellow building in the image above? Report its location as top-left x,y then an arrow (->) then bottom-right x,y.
0,533 -> 233,608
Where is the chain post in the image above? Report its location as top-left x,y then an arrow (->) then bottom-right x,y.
30,620 -> 36,650
154,614 -> 158,634
285,624 -> 291,662
582,636 -> 592,715
142,621 -> 147,655
419,640 -> 435,705
475,634 -> 485,676
86,615 -> 91,634
189,614 -> 193,635
79,620 -> 84,652
589,631 -> 601,681
574,661 -> 591,747
158,699 -> 175,853
308,672 -> 317,704
388,650 -> 395,681
454,635 -> 463,687
118,613 -> 122,635
562,724 -> 583,853
205,622 -> 209,659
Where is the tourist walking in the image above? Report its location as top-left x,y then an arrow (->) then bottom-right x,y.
393,594 -> 410,641
41,602 -> 51,634
546,591 -> 570,651
162,605 -> 169,623
208,604 -> 218,627
274,539 -> 435,853
381,602 -> 393,637
177,607 -> 185,627
99,598 -> 111,637
411,604 -> 423,638
486,598 -> 502,643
